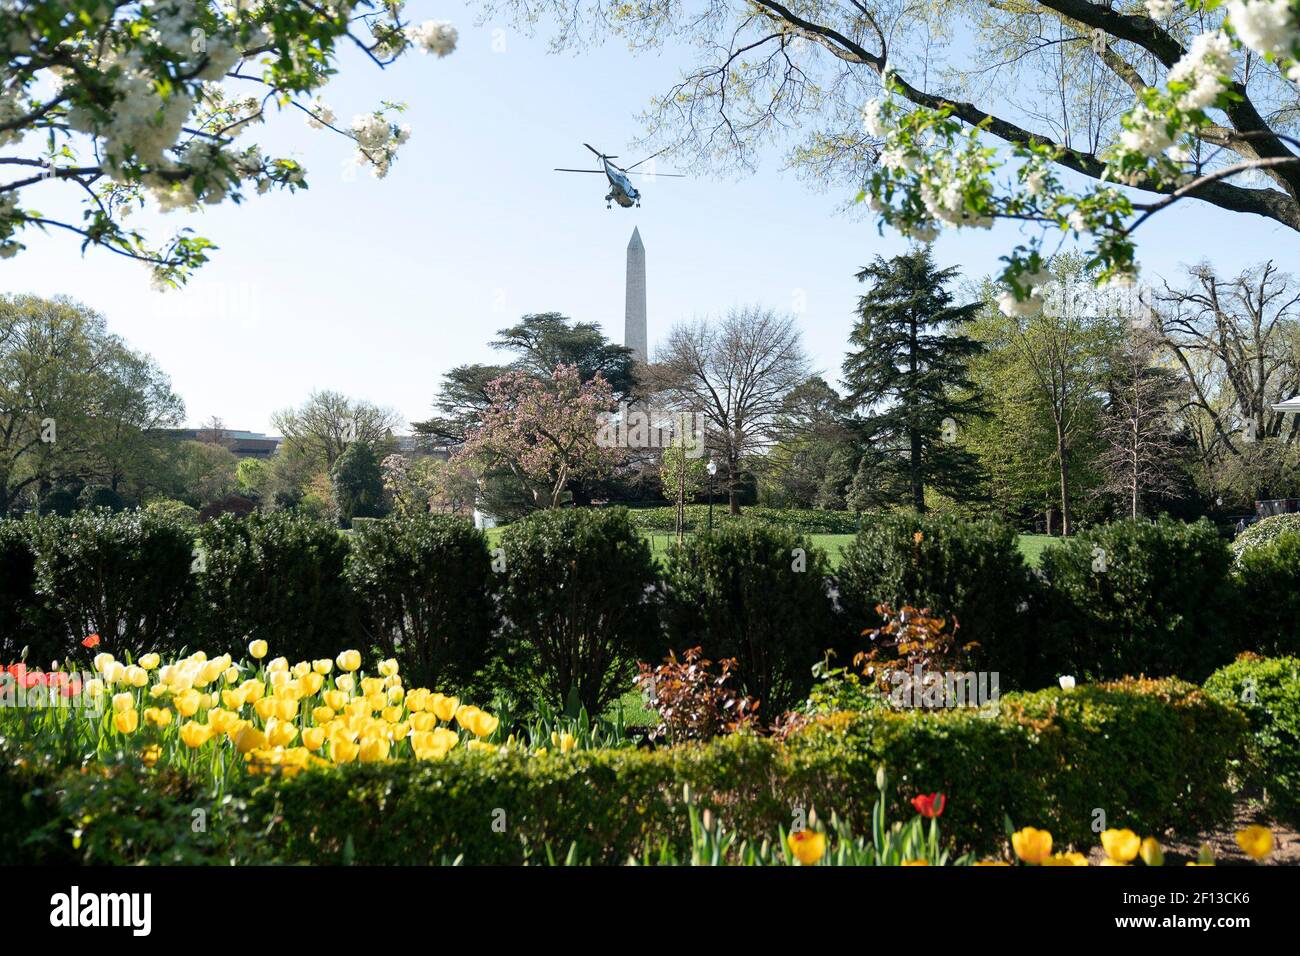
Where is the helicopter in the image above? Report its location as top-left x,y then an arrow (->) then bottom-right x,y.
555,144 -> 683,208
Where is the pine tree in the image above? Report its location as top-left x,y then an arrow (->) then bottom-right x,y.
842,248 -> 986,510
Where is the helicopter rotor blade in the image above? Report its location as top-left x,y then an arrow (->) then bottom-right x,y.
554,168 -> 608,174
623,148 -> 669,172
622,172 -> 686,178
583,143 -> 613,159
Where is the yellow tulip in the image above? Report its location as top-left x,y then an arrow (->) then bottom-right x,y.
125,665 -> 148,687
471,712 -> 499,738
378,658 -> 399,677
93,652 -> 115,674
248,639 -> 268,660
302,727 -> 326,751
1101,828 -> 1141,864
431,694 -> 458,722
266,718 -> 298,748
1140,837 -> 1164,867
174,689 -> 201,717
253,697 -> 277,721
1043,852 -> 1089,866
1236,825 -> 1273,862
323,690 -> 348,711
313,659 -> 333,675
111,691 -> 135,713
786,830 -> 826,865
274,698 -> 298,721
221,688 -> 248,710
382,705 -> 405,724
141,744 -> 161,768
336,649 -> 362,672
335,674 -> 355,693
301,672 -> 324,695
102,661 -> 126,685
113,709 -> 139,734
467,740 -> 498,752
1012,827 -> 1053,865
358,737 -> 390,762
551,731 -> 576,753
313,705 -> 336,724
361,677 -> 385,697
240,679 -> 265,703
406,689 -> 430,712
143,706 -> 172,728
267,656 -> 288,673
138,653 -> 161,670
223,666 -> 240,684
180,720 -> 213,748
293,661 -> 311,678
234,725 -> 268,754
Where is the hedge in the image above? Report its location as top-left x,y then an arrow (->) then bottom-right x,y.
1232,533 -> 1300,658
623,505 -> 859,535
1231,513 -> 1300,564
835,512 -> 1036,686
0,518 -> 56,664
1204,655 -> 1300,826
661,521 -> 837,714
192,512 -> 357,662
346,515 -> 497,692
496,508 -> 661,714
31,509 -> 195,660
1,676 -> 1239,865
1037,517 -> 1235,682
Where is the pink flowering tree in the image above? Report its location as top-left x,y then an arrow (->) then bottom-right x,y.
456,364 -> 625,509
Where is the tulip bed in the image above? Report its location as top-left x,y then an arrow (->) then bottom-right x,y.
0,642 -> 1258,865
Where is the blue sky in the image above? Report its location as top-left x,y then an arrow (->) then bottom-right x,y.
6,2 -> 1299,433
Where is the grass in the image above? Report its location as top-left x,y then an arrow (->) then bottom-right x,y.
486,526 -> 1055,569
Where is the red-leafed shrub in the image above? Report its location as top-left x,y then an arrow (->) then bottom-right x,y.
635,647 -> 758,744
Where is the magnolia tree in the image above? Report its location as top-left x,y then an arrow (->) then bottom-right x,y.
483,0 -> 1300,302
0,1 -> 457,285
455,363 -> 625,509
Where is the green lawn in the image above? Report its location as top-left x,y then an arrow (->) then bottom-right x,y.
485,527 -> 1053,569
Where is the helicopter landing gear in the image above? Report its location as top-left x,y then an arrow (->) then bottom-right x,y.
606,203 -> 612,209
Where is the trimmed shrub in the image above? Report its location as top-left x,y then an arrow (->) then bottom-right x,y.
1231,512 -> 1300,564
497,508 -> 659,714
143,498 -> 200,526
835,512 -> 1036,686
76,485 -> 125,512
623,505 -> 859,535
31,510 -> 195,660
1038,517 -> 1235,682
788,678 -> 1243,852
1204,655 -> 1300,826
1233,532 -> 1300,657
346,515 -> 496,691
661,522 -> 837,715
0,518 -> 61,664
193,512 -> 357,662
237,678 -> 1239,864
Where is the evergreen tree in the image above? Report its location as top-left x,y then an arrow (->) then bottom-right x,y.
331,441 -> 386,526
842,249 -> 986,510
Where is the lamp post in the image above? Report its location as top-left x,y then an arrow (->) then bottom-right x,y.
707,459 -> 717,533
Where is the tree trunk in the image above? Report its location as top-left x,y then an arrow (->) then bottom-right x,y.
1056,425 -> 1071,536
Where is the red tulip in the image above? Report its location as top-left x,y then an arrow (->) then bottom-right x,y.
911,792 -> 946,818
81,633 -> 100,648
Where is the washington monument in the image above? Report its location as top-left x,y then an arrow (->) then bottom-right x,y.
624,226 -> 647,363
